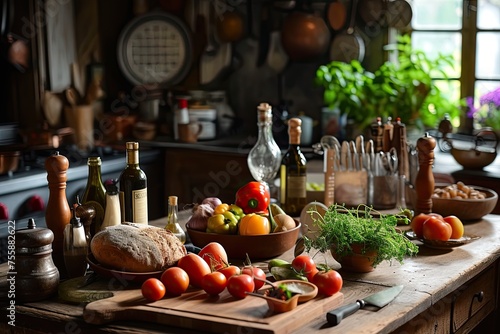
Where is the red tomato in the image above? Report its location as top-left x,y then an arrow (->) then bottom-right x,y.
198,242 -> 229,271
423,216 -> 452,241
443,215 -> 464,239
141,278 -> 166,302
241,266 -> 266,290
227,274 -> 255,299
292,254 -> 316,276
410,213 -> 443,238
306,266 -> 319,282
312,269 -> 343,296
218,265 -> 241,280
161,267 -> 190,296
177,253 -> 211,288
201,271 -> 227,296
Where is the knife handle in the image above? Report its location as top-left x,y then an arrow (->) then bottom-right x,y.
326,300 -> 365,326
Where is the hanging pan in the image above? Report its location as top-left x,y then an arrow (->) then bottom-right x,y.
386,0 -> 413,30
329,0 -> 365,62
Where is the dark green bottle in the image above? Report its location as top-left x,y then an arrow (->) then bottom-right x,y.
119,142 -> 148,224
280,118 -> 307,216
82,156 -> 106,236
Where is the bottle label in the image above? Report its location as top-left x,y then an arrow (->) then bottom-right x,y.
286,175 -> 306,198
132,188 -> 148,224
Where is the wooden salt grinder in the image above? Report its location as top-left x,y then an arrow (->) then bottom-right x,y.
415,133 -> 436,214
45,151 -> 71,276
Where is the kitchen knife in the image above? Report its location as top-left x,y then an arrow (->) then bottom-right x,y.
326,285 -> 404,326
340,141 -> 351,171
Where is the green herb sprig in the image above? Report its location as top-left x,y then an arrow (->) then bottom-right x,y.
303,204 -> 418,268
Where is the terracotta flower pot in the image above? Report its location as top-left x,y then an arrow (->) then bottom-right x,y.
330,243 -> 377,273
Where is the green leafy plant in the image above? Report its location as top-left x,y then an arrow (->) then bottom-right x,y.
303,204 -> 418,268
315,35 -> 461,131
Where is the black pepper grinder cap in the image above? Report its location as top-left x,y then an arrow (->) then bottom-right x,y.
16,218 -> 54,251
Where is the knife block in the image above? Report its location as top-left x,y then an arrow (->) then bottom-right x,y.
334,170 -> 368,208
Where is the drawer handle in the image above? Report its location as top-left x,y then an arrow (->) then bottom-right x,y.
450,290 -> 486,333
473,291 -> 484,303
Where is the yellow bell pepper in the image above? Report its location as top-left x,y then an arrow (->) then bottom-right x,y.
238,213 -> 271,235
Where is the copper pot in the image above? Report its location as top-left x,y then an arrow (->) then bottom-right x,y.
281,11 -> 330,61
0,150 -> 20,174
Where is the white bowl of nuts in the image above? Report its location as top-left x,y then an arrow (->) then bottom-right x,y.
431,182 -> 498,221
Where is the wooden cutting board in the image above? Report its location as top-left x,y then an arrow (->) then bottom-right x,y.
84,287 -> 343,334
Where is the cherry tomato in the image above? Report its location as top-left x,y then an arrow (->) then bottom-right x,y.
177,253 -> 211,288
161,267 -> 190,296
423,216 -> 452,241
242,266 -> 266,290
198,242 -> 228,271
410,213 -> 443,238
218,265 -> 241,280
201,271 -> 227,296
292,254 -> 316,277
312,269 -> 343,296
141,278 -> 166,302
443,215 -> 464,239
227,274 -> 255,299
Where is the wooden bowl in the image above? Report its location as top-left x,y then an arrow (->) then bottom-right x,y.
186,221 -> 301,260
432,185 -> 498,221
87,254 -> 162,283
451,147 -> 497,170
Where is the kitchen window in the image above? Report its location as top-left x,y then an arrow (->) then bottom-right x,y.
410,0 -> 500,126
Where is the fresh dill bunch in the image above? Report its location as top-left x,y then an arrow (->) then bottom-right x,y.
303,204 -> 418,268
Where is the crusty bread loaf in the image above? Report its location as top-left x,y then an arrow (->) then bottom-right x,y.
90,224 -> 187,272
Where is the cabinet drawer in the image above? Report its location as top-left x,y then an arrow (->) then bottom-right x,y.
452,265 -> 496,333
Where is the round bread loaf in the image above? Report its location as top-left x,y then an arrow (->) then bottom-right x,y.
90,224 -> 187,272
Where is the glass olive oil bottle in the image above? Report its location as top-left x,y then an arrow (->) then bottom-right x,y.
119,142 -> 148,224
280,118 -> 307,216
81,156 -> 106,236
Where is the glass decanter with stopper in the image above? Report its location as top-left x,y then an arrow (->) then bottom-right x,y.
164,196 -> 186,244
247,103 -> 282,187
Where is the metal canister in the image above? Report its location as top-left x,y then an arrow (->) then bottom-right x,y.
10,218 -> 60,302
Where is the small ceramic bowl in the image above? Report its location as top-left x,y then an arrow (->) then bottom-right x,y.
186,220 -> 301,260
249,280 -> 318,313
432,185 -> 498,221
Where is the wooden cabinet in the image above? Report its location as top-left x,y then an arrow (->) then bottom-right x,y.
393,261 -> 499,334
164,147 -> 253,208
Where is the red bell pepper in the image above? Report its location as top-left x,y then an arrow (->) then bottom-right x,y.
235,181 -> 271,214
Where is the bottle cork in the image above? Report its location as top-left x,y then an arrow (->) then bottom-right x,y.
415,133 -> 436,214
288,118 -> 302,145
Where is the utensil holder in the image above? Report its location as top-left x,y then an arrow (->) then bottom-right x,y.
64,105 -> 94,151
370,175 -> 398,209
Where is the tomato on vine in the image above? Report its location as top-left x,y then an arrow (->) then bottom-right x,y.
313,269 -> 343,296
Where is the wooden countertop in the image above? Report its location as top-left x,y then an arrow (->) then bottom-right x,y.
1,214 -> 500,333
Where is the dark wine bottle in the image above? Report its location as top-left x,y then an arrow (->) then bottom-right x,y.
81,156 -> 106,237
280,118 -> 307,216
119,142 -> 148,224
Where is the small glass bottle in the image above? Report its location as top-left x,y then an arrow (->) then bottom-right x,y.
119,142 -> 148,224
247,103 -> 282,184
82,156 -> 106,236
63,208 -> 88,278
164,196 -> 186,244
280,118 -> 307,216
100,183 -> 121,231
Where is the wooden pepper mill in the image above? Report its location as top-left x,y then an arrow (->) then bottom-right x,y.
415,133 -> 436,215
45,151 -> 71,277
